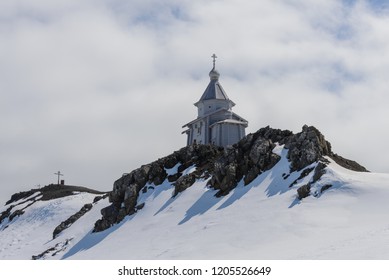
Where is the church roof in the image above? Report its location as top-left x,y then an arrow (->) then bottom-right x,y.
198,77 -> 230,102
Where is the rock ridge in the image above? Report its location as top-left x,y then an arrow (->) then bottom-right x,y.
94,125 -> 367,232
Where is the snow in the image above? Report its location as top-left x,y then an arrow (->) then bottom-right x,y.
165,163 -> 180,176
2,145 -> 389,259
0,192 -> 109,259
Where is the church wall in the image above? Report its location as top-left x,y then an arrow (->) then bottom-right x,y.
187,118 -> 246,147
197,103 -> 204,117
220,123 -> 243,147
240,125 -> 246,139
211,124 -> 220,145
191,120 -> 206,145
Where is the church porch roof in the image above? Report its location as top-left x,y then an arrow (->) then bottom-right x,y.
182,108 -> 248,128
209,118 -> 248,128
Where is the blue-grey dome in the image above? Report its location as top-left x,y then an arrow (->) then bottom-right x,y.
209,68 -> 220,80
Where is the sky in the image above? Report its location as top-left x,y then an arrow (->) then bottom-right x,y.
1,0 -> 389,201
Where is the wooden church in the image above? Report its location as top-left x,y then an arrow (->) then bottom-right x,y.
183,55 -> 248,147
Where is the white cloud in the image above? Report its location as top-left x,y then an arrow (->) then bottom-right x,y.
0,0 -> 388,200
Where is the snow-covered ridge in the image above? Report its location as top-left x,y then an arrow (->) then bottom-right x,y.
0,185 -> 109,259
1,125 -> 388,260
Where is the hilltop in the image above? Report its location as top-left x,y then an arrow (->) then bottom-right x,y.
2,125 -> 389,260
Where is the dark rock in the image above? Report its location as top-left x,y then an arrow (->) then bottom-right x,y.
255,126 -> 294,145
9,209 -> 24,221
123,184 -> 138,213
290,166 -> 316,187
178,162 -> 193,173
297,185 -> 311,199
173,174 -> 196,196
312,162 -> 327,183
6,190 -> 38,205
244,166 -> 261,185
320,184 -> 332,193
93,193 -> 109,204
289,179 -> 299,188
38,184 -> 107,201
210,134 -> 280,194
100,204 -> 119,222
53,203 -> 93,239
32,238 -> 73,260
136,203 -> 145,210
148,162 -> 167,185
94,204 -> 120,232
300,167 -> 315,179
163,154 -> 179,169
330,153 -> 368,172
0,207 -> 12,224
285,125 -> 332,172
94,144 -> 223,232
168,172 -> 182,182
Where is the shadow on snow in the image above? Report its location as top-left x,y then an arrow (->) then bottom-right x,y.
178,189 -> 220,225
61,215 -> 133,259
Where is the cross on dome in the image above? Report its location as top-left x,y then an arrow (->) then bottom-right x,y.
209,53 -> 220,80
211,53 -> 217,69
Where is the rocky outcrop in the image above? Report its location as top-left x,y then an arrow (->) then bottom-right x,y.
32,238 -> 73,260
285,125 -> 332,172
94,144 -> 223,232
6,184 -> 107,205
330,153 -> 368,172
53,203 -> 93,239
1,185 -> 109,229
209,135 -> 280,196
94,125 -> 368,232
297,185 -> 311,199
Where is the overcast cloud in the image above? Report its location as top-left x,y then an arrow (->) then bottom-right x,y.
1,0 -> 389,201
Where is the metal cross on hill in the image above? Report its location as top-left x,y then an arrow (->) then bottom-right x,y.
54,171 -> 63,185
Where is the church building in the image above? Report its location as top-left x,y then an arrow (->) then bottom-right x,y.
182,55 -> 248,147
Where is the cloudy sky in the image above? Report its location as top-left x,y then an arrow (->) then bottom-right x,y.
1,0 -> 389,201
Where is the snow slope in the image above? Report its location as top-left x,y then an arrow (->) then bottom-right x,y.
1,145 -> 389,260
0,190 -> 109,259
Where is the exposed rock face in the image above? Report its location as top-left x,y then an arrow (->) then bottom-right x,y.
94,125 -> 368,232
53,203 -> 93,239
209,135 -> 280,196
297,185 -> 311,199
94,144 -> 223,232
285,125 -> 332,172
331,153 -> 368,172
